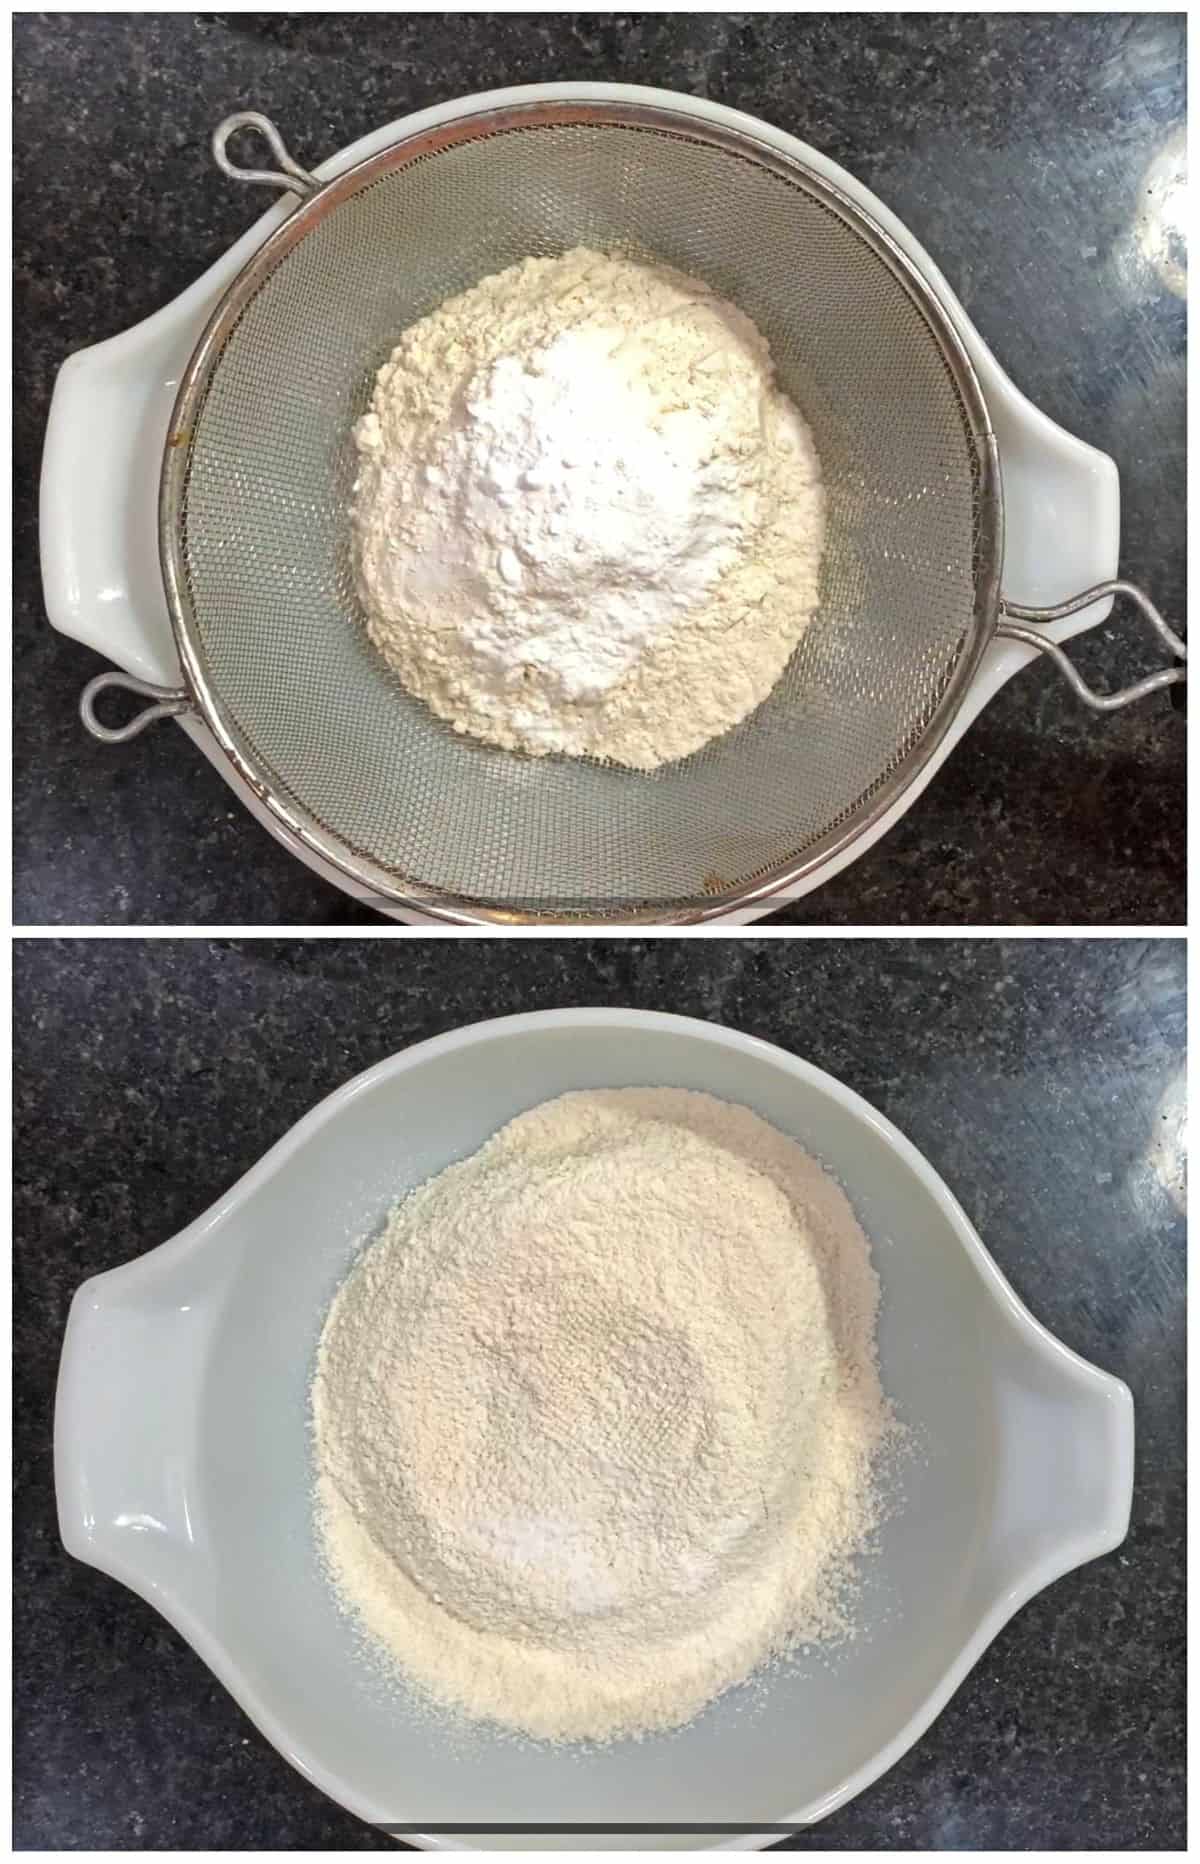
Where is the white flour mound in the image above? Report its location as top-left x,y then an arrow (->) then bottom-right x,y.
352,249 -> 826,769
311,1089 -> 889,1744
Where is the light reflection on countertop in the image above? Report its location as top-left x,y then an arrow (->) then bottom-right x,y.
1125,129 -> 1187,300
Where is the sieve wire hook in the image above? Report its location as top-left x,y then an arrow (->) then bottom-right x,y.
212,112 -> 321,199
997,580 -> 1186,713
80,672 -> 191,743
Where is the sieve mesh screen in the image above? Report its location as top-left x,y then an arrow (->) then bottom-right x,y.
171,108 -> 995,919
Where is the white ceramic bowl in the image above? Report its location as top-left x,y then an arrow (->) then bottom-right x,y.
55,1010 -> 1133,1846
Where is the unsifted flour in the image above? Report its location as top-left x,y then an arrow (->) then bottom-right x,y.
352,249 -> 826,769
311,1089 -> 889,1743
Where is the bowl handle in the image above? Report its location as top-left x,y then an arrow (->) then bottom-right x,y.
981,356 -> 1184,711
55,1253 -> 225,1620
40,132 -> 308,705
980,1325 -> 1134,1611
988,382 -> 1119,627
40,326 -> 187,692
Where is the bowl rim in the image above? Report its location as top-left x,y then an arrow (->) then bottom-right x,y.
56,1008 -> 1134,1848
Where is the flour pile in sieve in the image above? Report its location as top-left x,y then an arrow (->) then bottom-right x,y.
351,248 -> 826,770
311,1089 -> 890,1744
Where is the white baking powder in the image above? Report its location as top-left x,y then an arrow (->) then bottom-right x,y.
311,1089 -> 888,1743
352,249 -> 825,769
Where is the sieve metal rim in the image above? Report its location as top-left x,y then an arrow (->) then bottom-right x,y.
159,95 -> 1005,927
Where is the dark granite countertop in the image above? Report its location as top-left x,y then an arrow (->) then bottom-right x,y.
14,12 -> 1186,926
15,936 -> 1185,1847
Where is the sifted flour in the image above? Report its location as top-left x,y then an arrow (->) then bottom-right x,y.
352,249 -> 826,769
311,1089 -> 889,1744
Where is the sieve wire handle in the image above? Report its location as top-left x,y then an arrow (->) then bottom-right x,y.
997,580 -> 1186,713
212,111 -> 321,199
80,670 -> 191,742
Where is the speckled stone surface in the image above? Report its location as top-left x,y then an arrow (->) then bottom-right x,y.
14,12 -> 1185,926
14,937 -> 1184,1847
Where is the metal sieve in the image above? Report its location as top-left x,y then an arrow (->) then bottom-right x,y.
80,96 -> 1185,924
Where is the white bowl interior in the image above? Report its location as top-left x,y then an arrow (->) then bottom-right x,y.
191,1017 -> 1014,1838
